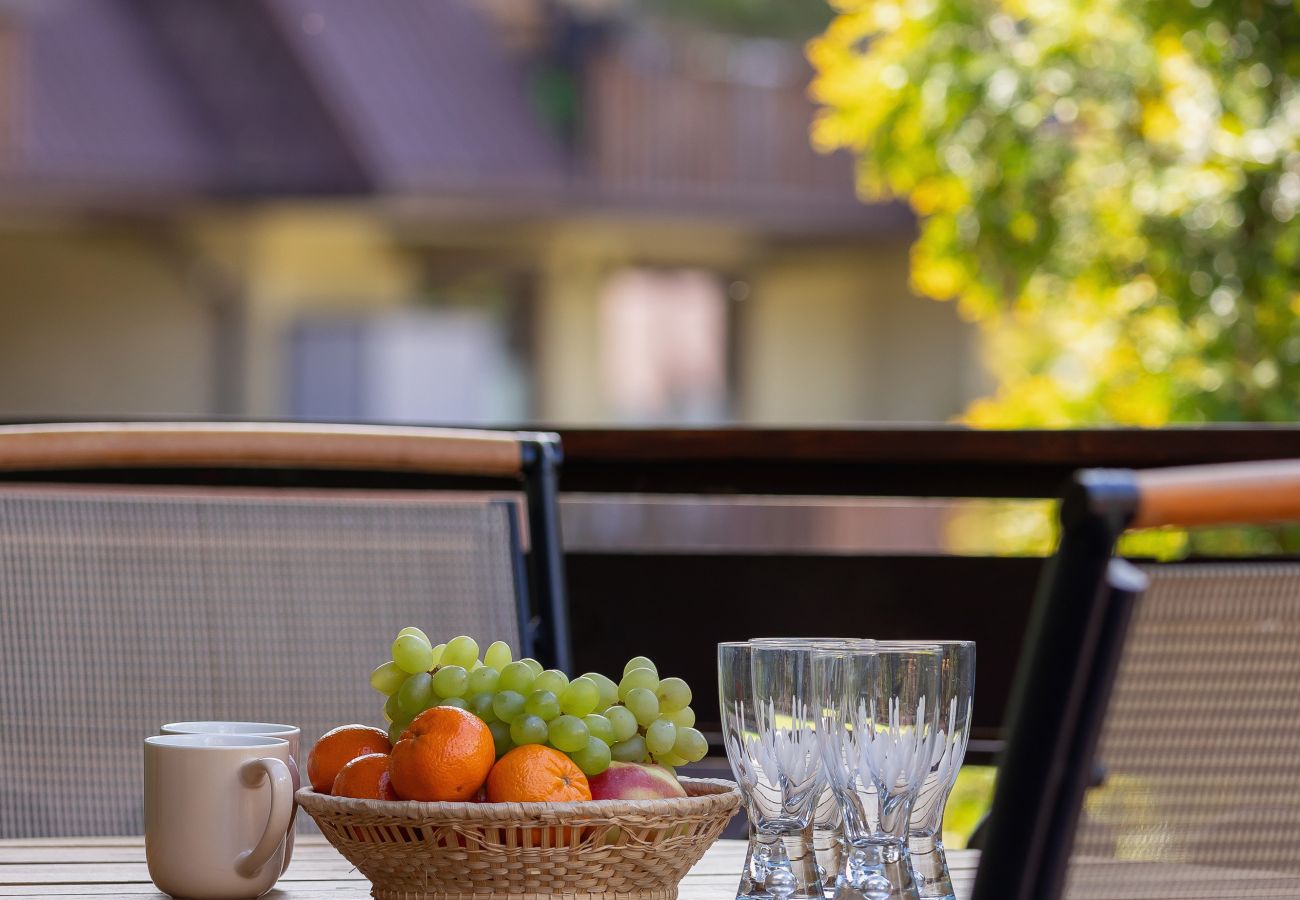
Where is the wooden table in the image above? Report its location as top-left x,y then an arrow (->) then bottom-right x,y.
0,836 -> 979,898
8,838 -> 1300,900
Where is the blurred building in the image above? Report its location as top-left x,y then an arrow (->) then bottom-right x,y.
0,0 -> 981,424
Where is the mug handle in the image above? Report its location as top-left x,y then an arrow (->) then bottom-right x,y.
234,757 -> 293,878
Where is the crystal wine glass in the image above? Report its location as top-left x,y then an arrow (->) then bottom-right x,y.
815,645 -> 941,900
720,641 -> 826,900
751,637 -> 873,895
881,641 -> 975,900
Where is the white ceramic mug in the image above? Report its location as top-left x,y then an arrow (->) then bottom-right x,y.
145,734 -> 293,900
161,722 -> 301,874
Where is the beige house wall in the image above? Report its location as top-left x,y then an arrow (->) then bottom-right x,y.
0,208 -> 427,420
0,211 -> 982,425
741,241 -> 980,423
0,227 -> 213,416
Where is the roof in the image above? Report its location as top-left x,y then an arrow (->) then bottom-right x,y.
12,0 -> 223,192
0,0 -> 895,233
266,0 -> 566,194
0,0 -> 563,198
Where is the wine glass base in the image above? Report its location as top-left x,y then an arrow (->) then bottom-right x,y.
835,839 -> 919,900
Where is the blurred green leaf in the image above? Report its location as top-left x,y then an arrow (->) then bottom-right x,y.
945,765 -> 996,848
811,1 -> 1300,426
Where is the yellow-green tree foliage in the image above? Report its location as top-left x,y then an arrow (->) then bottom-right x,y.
810,0 -> 1300,426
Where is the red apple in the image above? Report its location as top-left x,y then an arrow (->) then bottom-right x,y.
588,761 -> 687,800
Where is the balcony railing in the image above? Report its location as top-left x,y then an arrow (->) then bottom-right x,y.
554,426 -> 1300,761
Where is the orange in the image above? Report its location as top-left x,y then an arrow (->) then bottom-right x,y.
307,724 -> 392,794
486,745 -> 591,803
332,753 -> 400,801
389,706 -> 495,801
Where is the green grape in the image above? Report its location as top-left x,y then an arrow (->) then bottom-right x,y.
533,669 -> 569,695
392,634 -> 434,674
664,706 -> 696,728
470,659 -> 483,670
470,691 -> 499,723
560,677 -> 600,717
673,726 -> 709,763
623,656 -> 657,677
429,642 -> 446,667
383,692 -> 403,723
654,751 -> 687,768
397,626 -> 430,643
397,672 -> 434,715
489,720 -> 513,758
388,718 -> 412,745
571,735 -> 612,776
525,689 -> 561,721
370,660 -> 407,695
493,690 -> 527,724
583,713 -> 615,744
520,658 -> 544,676
510,714 -> 548,746
604,705 -> 639,741
611,735 -> 647,762
467,665 -> 500,695
618,667 -> 660,701
442,635 -> 480,669
548,715 -> 589,753
645,718 -> 677,755
624,688 -> 660,726
431,665 -> 469,698
484,640 -> 513,671
499,662 -> 536,694
437,696 -> 469,709
656,677 -> 692,712
583,672 -> 620,708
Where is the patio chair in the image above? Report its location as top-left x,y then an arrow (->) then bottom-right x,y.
0,422 -> 568,838
972,461 -> 1300,900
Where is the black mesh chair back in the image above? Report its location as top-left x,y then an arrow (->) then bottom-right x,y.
973,461 -> 1300,900
1062,562 -> 1300,898
0,423 -> 568,838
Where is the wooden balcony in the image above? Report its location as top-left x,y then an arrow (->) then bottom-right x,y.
577,29 -> 899,232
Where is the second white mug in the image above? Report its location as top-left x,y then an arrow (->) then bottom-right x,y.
161,721 -> 301,875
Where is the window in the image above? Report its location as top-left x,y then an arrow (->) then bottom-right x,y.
598,267 -> 730,423
289,308 -> 527,424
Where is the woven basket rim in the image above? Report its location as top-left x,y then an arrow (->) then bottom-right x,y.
297,775 -> 740,823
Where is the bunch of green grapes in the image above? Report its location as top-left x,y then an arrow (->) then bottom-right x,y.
369,630 -> 709,777
605,656 -> 709,770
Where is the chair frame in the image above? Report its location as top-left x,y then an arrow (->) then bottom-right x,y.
972,459 -> 1300,900
0,422 -> 572,672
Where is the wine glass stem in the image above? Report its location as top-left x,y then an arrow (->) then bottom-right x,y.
906,830 -> 954,900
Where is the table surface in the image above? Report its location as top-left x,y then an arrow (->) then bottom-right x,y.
0,836 -> 979,898
10,837 -> 1300,899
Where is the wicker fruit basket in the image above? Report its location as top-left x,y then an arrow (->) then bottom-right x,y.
297,776 -> 741,900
